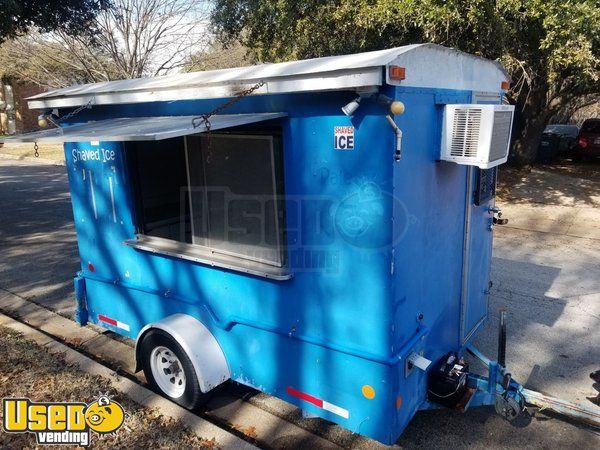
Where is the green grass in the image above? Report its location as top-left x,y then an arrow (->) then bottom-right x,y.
0,142 -> 65,161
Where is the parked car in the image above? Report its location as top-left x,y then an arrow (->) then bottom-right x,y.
572,118 -> 600,161
538,124 -> 579,162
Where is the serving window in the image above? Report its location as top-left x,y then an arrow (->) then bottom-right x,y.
126,127 -> 288,279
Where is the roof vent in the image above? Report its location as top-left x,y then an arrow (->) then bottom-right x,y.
441,104 -> 514,169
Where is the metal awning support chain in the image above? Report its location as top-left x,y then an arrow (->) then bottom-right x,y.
191,81 -> 265,130
190,81 -> 265,159
57,99 -> 94,125
34,99 -> 94,157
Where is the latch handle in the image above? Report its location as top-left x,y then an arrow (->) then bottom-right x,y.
489,206 -> 508,225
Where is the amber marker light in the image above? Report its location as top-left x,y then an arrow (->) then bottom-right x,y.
389,65 -> 406,81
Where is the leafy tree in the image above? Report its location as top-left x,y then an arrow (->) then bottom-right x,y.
184,40 -> 256,72
0,0 -> 107,43
0,0 -> 212,87
212,0 -> 600,164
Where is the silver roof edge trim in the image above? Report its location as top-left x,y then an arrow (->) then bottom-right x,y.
28,69 -> 382,110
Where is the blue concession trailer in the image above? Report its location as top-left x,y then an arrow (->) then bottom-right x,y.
6,44 -> 536,443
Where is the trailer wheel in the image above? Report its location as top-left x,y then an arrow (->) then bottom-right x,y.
140,329 -> 206,409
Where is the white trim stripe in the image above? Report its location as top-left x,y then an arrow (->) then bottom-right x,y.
98,314 -> 130,332
116,320 -> 130,332
322,401 -> 350,419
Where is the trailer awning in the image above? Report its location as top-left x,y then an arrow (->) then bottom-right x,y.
0,113 -> 287,143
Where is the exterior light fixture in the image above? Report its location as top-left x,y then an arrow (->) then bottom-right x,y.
342,97 -> 361,117
37,111 -> 59,128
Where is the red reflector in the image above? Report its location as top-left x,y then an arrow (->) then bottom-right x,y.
389,65 -> 406,81
501,81 -> 510,90
286,386 -> 323,408
578,137 -> 588,148
87,262 -> 95,272
98,314 -> 117,326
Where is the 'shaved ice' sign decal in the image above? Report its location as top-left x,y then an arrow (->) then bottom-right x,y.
334,126 -> 355,150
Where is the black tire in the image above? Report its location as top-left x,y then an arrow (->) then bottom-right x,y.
140,329 -> 207,409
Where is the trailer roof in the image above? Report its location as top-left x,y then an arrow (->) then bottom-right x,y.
28,43 -> 509,110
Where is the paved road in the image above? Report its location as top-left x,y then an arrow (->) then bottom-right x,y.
0,158 -> 598,448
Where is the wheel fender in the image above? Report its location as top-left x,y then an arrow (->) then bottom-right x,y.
135,314 -> 230,393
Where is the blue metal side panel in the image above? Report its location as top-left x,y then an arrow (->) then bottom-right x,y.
63,91 -> 399,442
64,140 -> 139,285
66,93 -> 396,356
60,86 -> 502,443
83,277 -> 396,442
390,87 -> 473,435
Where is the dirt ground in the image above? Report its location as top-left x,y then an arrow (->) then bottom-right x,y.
497,160 -> 600,206
0,143 -> 65,161
0,326 -> 216,449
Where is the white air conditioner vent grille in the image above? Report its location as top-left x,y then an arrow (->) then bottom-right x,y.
441,104 -> 514,169
489,110 -> 513,161
449,108 -> 483,157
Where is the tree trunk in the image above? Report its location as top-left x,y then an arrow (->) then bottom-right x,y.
510,84 -> 551,166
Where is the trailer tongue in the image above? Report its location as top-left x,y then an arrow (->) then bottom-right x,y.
425,313 -> 600,429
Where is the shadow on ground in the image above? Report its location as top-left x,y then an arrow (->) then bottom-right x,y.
497,159 -> 600,207
0,162 -> 79,314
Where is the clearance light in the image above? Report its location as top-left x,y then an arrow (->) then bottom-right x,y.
362,385 -> 376,399
389,66 -> 406,81
396,396 -> 403,409
501,81 -> 511,90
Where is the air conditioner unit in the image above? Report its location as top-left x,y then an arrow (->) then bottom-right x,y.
440,104 -> 514,169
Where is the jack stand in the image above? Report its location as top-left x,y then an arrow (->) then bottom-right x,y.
464,311 -> 600,427
466,344 -> 600,427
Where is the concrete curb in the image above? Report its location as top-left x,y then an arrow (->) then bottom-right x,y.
0,289 -> 354,450
0,153 -> 65,166
0,312 -> 258,450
